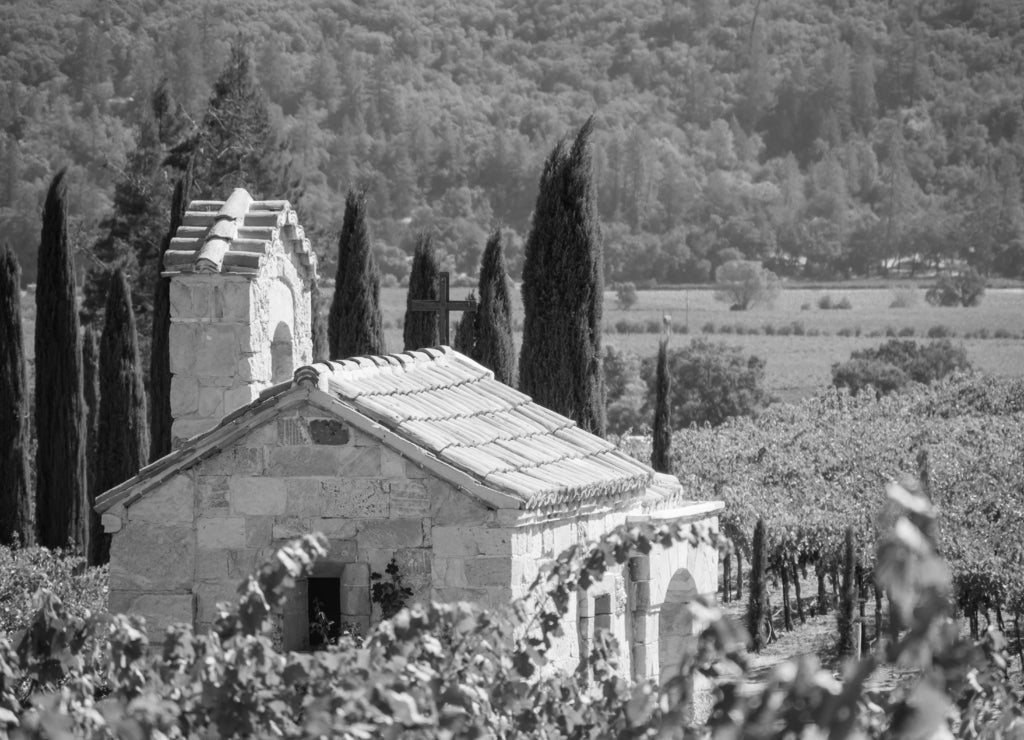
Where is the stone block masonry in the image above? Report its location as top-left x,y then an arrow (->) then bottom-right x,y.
109,403 -> 520,639
169,263 -> 312,446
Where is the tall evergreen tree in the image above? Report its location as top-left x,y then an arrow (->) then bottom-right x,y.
474,230 -> 515,385
747,517 -> 769,652
149,174 -> 189,460
837,526 -> 858,656
0,244 -> 33,546
403,233 -> 440,351
82,325 -> 100,509
82,82 -> 187,329
310,276 -> 329,363
328,191 -> 386,359
94,269 -> 149,565
651,337 -> 672,473
519,118 -> 605,435
34,169 -> 88,551
452,292 -> 477,356
168,41 -> 278,199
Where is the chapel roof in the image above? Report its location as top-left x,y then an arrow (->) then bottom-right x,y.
95,347 -> 656,514
301,347 -> 653,509
162,188 -> 317,278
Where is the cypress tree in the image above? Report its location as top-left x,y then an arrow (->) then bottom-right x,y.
519,118 -> 605,435
81,81 -> 189,329
746,518 -> 768,652
82,325 -> 100,507
328,191 -> 386,359
475,230 -> 515,385
403,233 -> 440,351
0,244 -> 33,546
94,269 -> 149,565
149,174 -> 189,460
452,292 -> 477,356
837,526 -> 858,656
34,168 -> 88,551
651,337 -> 672,473
310,277 -> 329,362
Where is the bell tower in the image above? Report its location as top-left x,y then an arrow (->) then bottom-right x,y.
162,188 -> 317,445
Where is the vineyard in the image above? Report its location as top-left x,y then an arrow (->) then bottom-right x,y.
2,478 -> 1022,737
623,373 -> 1024,648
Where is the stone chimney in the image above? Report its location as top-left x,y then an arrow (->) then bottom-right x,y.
163,189 -> 317,445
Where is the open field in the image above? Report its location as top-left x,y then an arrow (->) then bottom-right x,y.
379,285 -> 1024,402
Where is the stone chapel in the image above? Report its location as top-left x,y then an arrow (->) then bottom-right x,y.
94,189 -> 723,684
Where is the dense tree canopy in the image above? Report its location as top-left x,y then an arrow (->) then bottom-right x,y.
2,0 -> 1024,285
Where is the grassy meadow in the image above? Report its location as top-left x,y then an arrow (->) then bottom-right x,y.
379,284 -> 1024,403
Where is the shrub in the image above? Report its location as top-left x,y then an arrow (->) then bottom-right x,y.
713,260 -> 782,310
801,302 -> 811,311
762,323 -> 776,336
927,324 -> 952,338
889,284 -> 919,308
776,324 -> 793,336
641,339 -> 767,427
614,318 -> 645,334
837,327 -> 855,337
993,328 -> 1013,339
644,318 -> 663,333
834,339 -> 971,393
615,281 -> 638,310
818,294 -> 852,310
0,545 -> 107,635
701,321 -> 716,334
790,320 -> 805,336
603,345 -> 647,435
925,269 -> 986,307
831,358 -> 910,397
898,327 -> 915,337
371,558 -> 414,620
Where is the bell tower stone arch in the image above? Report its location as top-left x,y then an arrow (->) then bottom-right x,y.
163,188 -> 317,445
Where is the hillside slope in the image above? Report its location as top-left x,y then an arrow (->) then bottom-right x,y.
1,0 -> 1022,283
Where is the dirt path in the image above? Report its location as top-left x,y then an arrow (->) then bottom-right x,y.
718,595 -> 911,694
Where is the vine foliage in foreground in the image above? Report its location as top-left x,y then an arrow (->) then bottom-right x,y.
1,480 -> 1022,738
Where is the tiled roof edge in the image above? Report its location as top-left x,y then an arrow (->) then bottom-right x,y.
94,387 -> 312,513
304,387 -> 525,511
162,188 -> 317,280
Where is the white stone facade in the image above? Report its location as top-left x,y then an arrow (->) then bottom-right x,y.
169,265 -> 312,445
99,190 -> 723,682
107,407 -> 522,644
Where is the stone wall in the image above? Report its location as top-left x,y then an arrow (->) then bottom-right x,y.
507,507 -> 721,681
510,509 -> 636,672
169,257 -> 312,445
107,402 -> 518,641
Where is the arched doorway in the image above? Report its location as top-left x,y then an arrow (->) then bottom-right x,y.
659,568 -> 698,690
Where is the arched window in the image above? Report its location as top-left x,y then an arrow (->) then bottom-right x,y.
271,321 -> 294,383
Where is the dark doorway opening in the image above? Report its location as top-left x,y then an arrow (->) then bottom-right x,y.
308,577 -> 341,648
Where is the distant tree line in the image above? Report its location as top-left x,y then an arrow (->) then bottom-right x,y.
4,0 -> 1024,293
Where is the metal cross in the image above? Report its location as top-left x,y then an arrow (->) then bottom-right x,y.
409,272 -> 477,346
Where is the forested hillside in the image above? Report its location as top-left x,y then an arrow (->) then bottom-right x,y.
2,0 -> 1024,289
